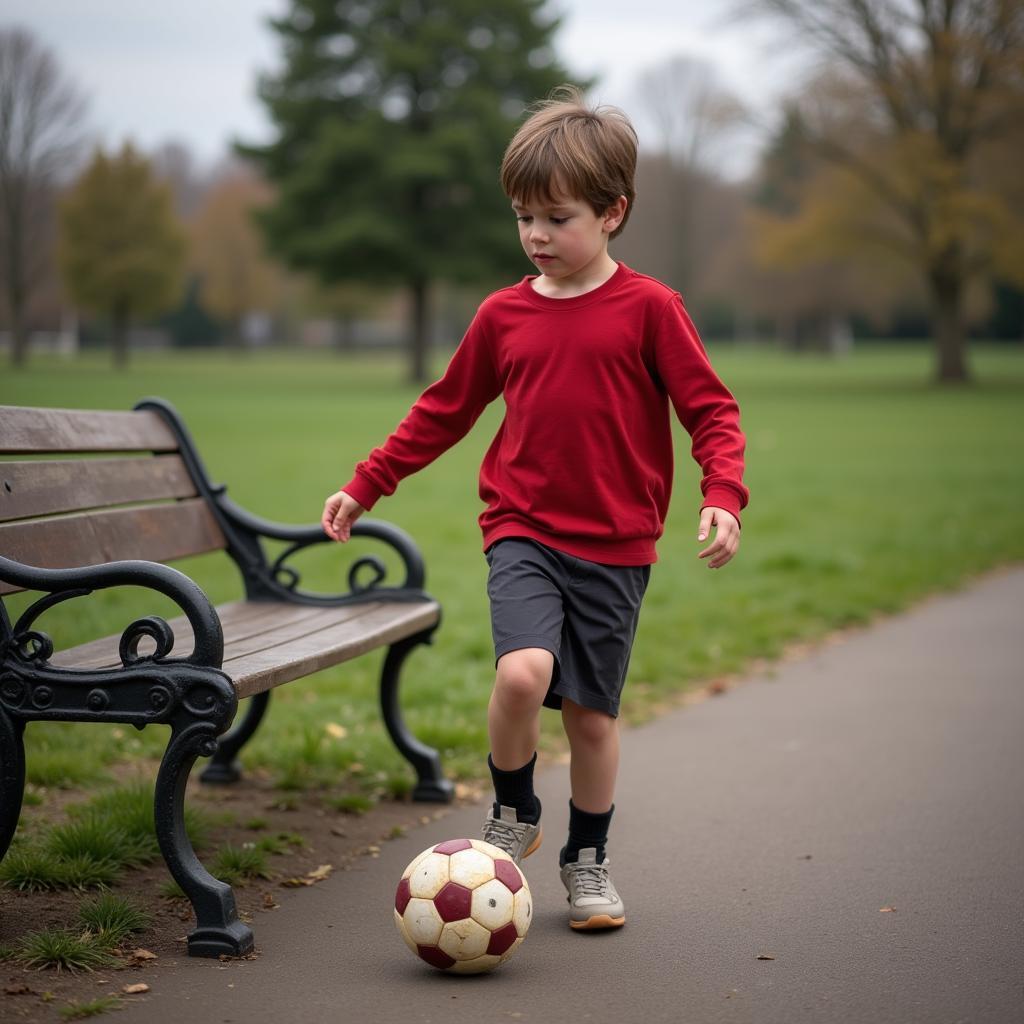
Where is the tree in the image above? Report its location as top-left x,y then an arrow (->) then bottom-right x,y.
239,0 -> 573,382
58,143 -> 186,368
189,168 -> 283,346
745,0 -> 1024,382
0,27 -> 86,367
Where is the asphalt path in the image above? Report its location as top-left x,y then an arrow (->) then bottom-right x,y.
120,568 -> 1024,1024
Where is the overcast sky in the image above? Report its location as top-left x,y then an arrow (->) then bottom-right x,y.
4,0 -> 806,175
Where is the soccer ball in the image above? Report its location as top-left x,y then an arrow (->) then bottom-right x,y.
394,838 -> 532,974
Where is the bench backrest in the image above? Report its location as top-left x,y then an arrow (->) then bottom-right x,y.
0,405 -> 227,595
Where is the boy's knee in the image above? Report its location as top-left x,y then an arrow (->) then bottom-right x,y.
494,648 -> 553,710
564,703 -> 616,746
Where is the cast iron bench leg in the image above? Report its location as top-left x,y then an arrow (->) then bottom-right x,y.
379,625 -> 454,803
0,712 -> 26,861
155,722 -> 254,958
199,691 -> 271,785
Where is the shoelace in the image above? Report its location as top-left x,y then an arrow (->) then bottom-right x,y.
482,818 -> 523,853
568,864 -> 614,899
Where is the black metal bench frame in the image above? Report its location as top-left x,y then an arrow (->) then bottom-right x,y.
0,397 -> 451,958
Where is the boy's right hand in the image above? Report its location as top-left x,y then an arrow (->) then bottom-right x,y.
321,490 -> 366,543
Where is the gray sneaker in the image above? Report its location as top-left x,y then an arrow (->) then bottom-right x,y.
481,805 -> 542,865
560,848 -> 625,930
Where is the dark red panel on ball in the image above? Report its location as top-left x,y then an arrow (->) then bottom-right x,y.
395,877 -> 412,915
434,881 -> 473,922
417,945 -> 456,970
493,859 -> 523,894
433,838 -> 473,855
487,922 -> 518,956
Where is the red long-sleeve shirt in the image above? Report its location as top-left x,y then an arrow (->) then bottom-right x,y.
342,263 -> 748,565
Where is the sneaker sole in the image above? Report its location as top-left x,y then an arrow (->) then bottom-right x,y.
570,914 -> 625,930
521,827 -> 542,861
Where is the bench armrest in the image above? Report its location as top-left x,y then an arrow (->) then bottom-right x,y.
0,555 -> 224,668
214,494 -> 428,604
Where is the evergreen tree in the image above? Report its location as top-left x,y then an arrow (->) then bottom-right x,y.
58,144 -> 186,368
240,0 -> 574,381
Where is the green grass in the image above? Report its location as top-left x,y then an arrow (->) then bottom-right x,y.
77,893 -> 151,947
2,344 -> 1022,795
4,927 -> 118,972
210,843 -> 274,884
59,995 -> 122,1020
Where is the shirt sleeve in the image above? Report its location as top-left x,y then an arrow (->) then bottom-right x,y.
652,294 -> 749,523
340,307 -> 503,510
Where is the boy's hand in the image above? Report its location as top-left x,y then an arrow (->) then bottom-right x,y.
697,507 -> 740,569
321,490 -> 366,543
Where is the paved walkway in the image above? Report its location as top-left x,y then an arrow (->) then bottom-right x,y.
121,569 -> 1024,1024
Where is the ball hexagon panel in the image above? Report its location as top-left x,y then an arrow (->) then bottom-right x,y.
469,838 -> 513,861
394,909 -> 417,954
438,917 -> 491,961
402,897 -> 444,946
395,877 -> 412,915
493,858 -> 524,893
417,945 -> 455,970
433,838 -> 473,855
512,888 -> 532,936
408,852 -> 450,899
448,953 -> 503,975
470,877 -> 514,931
401,846 -> 434,880
486,921 -> 519,957
448,847 -> 496,889
434,881 -> 473,922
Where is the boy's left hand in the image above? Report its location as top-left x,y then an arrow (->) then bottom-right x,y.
697,507 -> 740,569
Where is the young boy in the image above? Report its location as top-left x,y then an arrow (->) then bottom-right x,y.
322,87 -> 747,931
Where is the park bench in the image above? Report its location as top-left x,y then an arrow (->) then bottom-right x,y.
0,398 -> 450,958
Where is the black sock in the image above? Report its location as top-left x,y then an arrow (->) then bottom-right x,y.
488,752 -> 541,824
560,801 -> 614,865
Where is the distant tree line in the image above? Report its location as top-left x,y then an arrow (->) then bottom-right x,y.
2,1 -> 1022,382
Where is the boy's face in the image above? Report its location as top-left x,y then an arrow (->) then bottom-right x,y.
511,191 -> 626,285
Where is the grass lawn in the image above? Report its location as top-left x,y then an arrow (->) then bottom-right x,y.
2,342 -> 1022,797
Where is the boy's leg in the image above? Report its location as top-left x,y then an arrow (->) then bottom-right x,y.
481,647 -> 551,862
559,698 -> 625,930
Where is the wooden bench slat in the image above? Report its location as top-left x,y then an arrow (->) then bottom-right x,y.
49,601 -> 360,671
47,598 -> 442,701
0,406 -> 179,454
230,600 -> 441,698
0,499 -> 226,595
0,455 -> 197,522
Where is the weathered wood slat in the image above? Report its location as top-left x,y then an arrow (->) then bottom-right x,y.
48,598 -> 442,700
0,455 -> 197,523
0,406 -> 179,454
0,499 -> 226,595
229,600 -> 441,698
50,601 -> 352,671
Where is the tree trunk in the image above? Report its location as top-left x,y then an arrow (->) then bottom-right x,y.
111,304 -> 130,369
927,260 -> 970,384
409,278 -> 430,385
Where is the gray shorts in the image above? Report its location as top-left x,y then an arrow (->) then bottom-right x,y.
485,538 -> 651,718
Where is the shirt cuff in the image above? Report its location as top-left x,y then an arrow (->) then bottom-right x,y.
700,486 -> 744,528
340,472 -> 383,512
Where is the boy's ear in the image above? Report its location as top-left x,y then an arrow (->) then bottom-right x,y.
603,195 -> 628,234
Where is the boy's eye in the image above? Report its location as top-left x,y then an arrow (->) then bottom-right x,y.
551,217 -> 569,225
516,215 -> 532,223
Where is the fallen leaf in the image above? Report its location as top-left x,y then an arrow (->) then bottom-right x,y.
325,722 -> 348,740
4,984 -> 32,996
130,949 -> 158,962
262,893 -> 279,909
798,854 -> 812,860
879,906 -> 896,913
330,826 -> 348,837
280,877 -> 308,888
123,983 -> 150,995
707,680 -> 728,696
756,954 -> 775,961
306,863 -> 333,882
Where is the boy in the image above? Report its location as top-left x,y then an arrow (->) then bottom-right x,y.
322,87 -> 747,931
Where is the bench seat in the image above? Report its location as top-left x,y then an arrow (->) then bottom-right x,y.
51,598 -> 442,698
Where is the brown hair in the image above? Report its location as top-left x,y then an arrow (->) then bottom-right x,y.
500,85 -> 638,239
